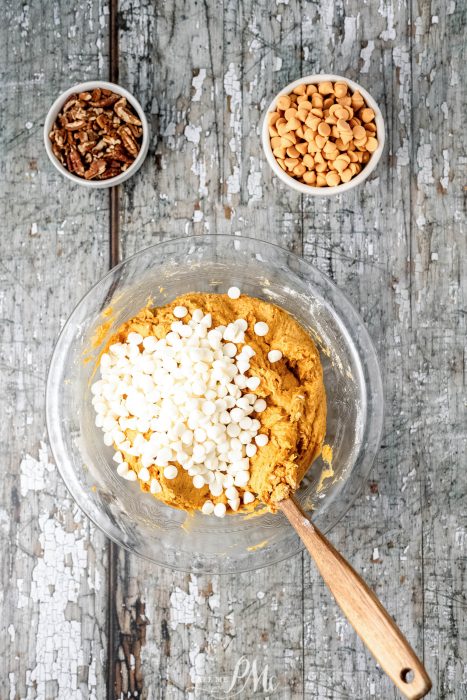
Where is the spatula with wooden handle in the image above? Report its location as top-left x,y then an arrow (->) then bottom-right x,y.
279,496 -> 432,699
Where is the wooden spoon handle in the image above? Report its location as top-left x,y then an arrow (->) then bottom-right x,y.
279,496 -> 432,699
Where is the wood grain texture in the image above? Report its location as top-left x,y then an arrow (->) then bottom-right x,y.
0,2 -> 110,698
1,0 -> 465,699
280,497 -> 431,699
116,1 -> 466,698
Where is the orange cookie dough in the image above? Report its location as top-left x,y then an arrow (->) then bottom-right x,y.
105,293 -> 327,512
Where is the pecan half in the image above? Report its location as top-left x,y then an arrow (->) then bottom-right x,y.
84,159 -> 107,180
114,98 -> 142,126
117,125 -> 139,157
67,147 -> 85,177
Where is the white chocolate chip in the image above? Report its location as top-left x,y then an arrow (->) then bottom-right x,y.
173,305 -> 188,318
202,500 -> 215,515
227,286 -> 241,299
268,349 -> 283,363
254,321 -> 269,336
213,502 -> 227,518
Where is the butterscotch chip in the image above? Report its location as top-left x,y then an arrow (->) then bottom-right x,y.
268,111 -> 280,125
303,170 -> 316,184
318,121 -> 331,137
306,84 -> 317,95
273,146 -> 287,159
333,158 -> 347,173
352,125 -> 366,140
340,168 -> 353,182
335,106 -> 350,120
293,84 -> 307,95
293,163 -> 306,177
298,100 -> 312,111
286,146 -> 300,158
316,173 -> 327,186
360,108 -> 375,123
318,81 -> 334,95
296,142 -> 308,155
277,158 -> 287,171
297,109 -> 309,122
334,82 -> 348,98
285,107 -> 298,121
271,136 -> 282,149
303,154 -> 315,169
277,95 -> 291,110
337,118 -> 351,132
315,134 -> 327,150
284,157 -> 299,169
268,126 -> 278,137
326,171 -> 340,186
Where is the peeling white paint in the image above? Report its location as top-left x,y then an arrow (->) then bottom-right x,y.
417,144 -> 434,190
169,575 -> 204,630
440,149 -> 450,191
27,503 -> 99,699
191,68 -> 206,102
20,441 -> 54,497
455,527 -> 465,549
184,123 -> 202,145
379,0 -> 396,41
189,644 -> 207,685
247,157 -> 263,202
191,152 -> 208,198
360,40 -> 375,74
227,165 -> 241,196
392,47 -> 410,114
342,16 -> 357,58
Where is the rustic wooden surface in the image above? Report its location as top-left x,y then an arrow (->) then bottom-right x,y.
1,0 -> 465,698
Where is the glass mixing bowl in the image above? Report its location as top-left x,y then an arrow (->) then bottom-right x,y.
46,235 -> 383,573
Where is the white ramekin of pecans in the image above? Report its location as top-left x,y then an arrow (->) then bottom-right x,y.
44,81 -> 149,187
262,74 -> 385,196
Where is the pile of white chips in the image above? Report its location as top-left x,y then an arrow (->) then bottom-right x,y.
91,288 -> 284,517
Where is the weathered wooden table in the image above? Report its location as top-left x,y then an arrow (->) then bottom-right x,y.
1,1 -> 465,698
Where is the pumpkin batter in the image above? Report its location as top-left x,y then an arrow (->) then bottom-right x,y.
105,293 -> 327,513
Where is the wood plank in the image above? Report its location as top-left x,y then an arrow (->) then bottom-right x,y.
115,0 -> 307,696
299,1 -> 423,697
411,1 -> 467,697
0,2 -> 109,698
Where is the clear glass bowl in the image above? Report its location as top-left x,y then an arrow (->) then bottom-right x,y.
46,235 -> 383,573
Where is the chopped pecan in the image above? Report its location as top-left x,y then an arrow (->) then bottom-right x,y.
96,113 -> 113,131
84,159 -> 107,180
49,87 -> 143,180
64,120 -> 86,131
90,94 -> 119,107
67,147 -> 85,177
118,125 -> 139,157
114,97 -> 142,126
100,166 -> 122,179
129,123 -> 143,139
63,95 -> 78,112
110,145 -> 133,163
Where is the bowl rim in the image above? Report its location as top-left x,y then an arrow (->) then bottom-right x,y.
43,80 -> 149,189
46,234 -> 384,573
261,73 -> 385,196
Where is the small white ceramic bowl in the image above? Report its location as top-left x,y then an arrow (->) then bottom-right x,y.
262,74 -> 385,196
44,80 -> 149,188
